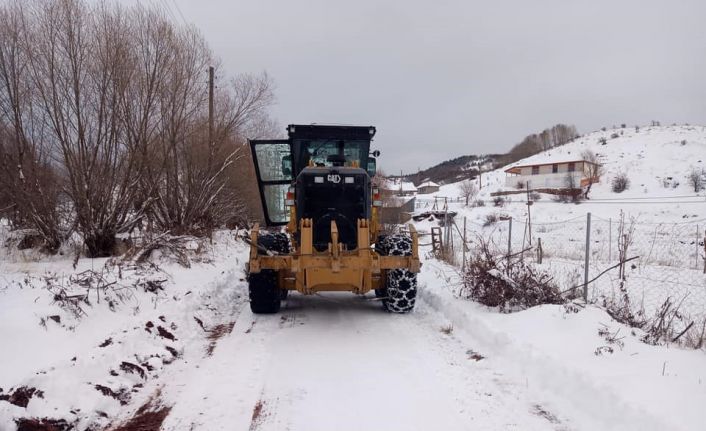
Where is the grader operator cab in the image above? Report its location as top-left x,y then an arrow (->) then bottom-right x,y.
248,124 -> 420,314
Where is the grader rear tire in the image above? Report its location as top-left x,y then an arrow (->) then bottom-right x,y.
248,232 -> 290,314
377,234 -> 417,313
248,270 -> 281,314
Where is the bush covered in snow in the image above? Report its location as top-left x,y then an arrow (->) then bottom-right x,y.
460,241 -> 564,312
611,172 -> 630,193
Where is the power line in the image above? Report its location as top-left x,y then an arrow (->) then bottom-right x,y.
576,194 -> 702,201
157,0 -> 177,22
171,0 -> 188,26
528,200 -> 705,205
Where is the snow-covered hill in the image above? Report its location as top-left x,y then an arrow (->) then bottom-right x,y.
423,124 -> 706,224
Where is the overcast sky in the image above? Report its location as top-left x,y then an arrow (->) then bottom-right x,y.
164,0 -> 705,173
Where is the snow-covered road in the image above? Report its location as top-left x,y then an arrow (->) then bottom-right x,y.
160,293 -> 567,431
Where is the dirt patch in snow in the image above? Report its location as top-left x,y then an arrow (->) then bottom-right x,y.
193,316 -> 206,331
119,362 -> 146,379
466,349 -> 485,361
532,404 -> 560,424
14,417 -> 73,431
206,322 -> 235,356
164,345 -> 179,359
249,400 -> 266,431
156,326 -> 176,341
110,392 -> 171,431
95,384 -> 130,406
0,386 -> 44,408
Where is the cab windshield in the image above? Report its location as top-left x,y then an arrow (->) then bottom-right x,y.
302,140 -> 366,168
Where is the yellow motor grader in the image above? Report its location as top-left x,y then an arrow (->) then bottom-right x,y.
247,124 -> 420,314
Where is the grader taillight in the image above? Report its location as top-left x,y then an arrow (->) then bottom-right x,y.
285,186 -> 295,206
373,187 -> 382,207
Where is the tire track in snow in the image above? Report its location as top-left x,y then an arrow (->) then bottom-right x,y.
160,292 -> 570,431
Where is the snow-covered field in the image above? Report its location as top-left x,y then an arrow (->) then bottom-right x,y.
1,125 -> 705,431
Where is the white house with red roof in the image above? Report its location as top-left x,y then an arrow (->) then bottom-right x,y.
504,159 -> 600,189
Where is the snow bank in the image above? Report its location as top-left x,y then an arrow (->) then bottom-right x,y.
418,262 -> 706,431
0,231 -> 249,430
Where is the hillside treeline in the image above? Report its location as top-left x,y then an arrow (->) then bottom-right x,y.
408,154 -> 499,186
406,124 -> 578,185
0,0 -> 276,257
501,123 -> 578,164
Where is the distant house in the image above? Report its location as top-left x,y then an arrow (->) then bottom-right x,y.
504,159 -> 600,189
416,181 -> 440,194
382,179 -> 417,197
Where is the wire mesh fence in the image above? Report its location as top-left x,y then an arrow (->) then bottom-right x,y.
437,212 -> 706,325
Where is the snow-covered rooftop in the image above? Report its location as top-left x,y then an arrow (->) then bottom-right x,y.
382,179 -> 417,192
417,181 -> 440,188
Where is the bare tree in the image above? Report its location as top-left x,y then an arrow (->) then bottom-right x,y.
146,54 -> 276,233
505,124 -> 578,164
0,0 -> 278,254
22,0 -> 150,256
687,168 -> 704,192
459,178 -> 478,206
0,1 -> 65,251
581,150 -> 603,199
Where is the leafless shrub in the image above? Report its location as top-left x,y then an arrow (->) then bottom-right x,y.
459,179 -> 478,206
601,285 -> 646,329
460,238 -> 564,312
661,177 -> 679,188
611,172 -> 630,193
126,234 -> 207,268
594,326 -> 625,355
597,324 -> 625,349
684,319 -> 706,350
439,324 -> 453,335
492,196 -> 505,207
687,168 -> 704,192
473,199 -> 485,207
640,297 -> 687,346
601,213 -> 644,325
483,213 -> 499,226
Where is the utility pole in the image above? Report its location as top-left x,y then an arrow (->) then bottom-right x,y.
208,66 -> 214,146
526,181 -> 532,245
